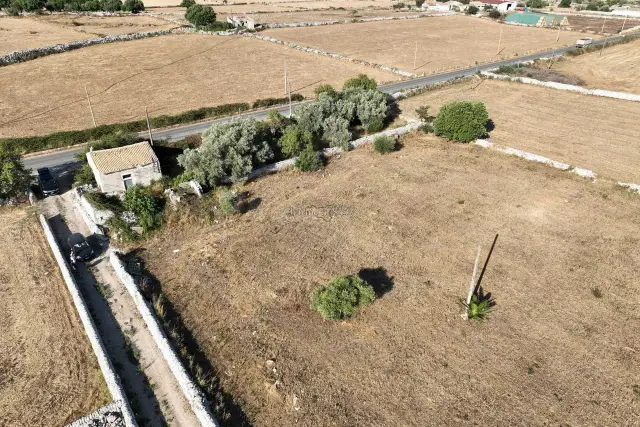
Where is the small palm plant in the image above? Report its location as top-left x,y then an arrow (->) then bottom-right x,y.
466,294 -> 492,321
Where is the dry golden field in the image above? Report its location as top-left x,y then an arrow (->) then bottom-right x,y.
0,33 -> 397,138
0,208 -> 110,427
231,9 -> 430,24
567,14 -> 640,34
33,14 -> 179,36
552,39 -> 640,93
399,79 -> 640,183
144,0 -> 393,7
0,16 -> 93,54
141,133 -> 640,427
264,16 -> 589,72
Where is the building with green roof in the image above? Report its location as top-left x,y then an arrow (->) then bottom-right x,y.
505,12 -> 569,27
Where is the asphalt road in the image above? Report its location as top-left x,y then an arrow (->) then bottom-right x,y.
22,33 -> 631,172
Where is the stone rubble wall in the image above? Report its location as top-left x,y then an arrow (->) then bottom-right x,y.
38,215 -> 137,427
261,12 -> 452,29
109,250 -> 219,427
242,32 -> 416,78
66,401 -> 127,427
481,71 -> 640,102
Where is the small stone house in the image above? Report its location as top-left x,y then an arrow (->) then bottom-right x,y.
86,141 -> 162,193
479,0 -> 518,12
227,15 -> 256,30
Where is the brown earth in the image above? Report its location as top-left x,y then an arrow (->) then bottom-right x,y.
566,14 -> 640,34
0,208 -> 110,427
0,33 -> 397,138
139,132 -> 640,427
0,16 -> 93,54
263,15 -> 588,72
224,9 -> 432,24
32,14 -> 179,36
399,78 -> 640,183
552,39 -> 640,93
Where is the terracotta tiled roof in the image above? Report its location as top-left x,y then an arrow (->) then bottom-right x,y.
87,141 -> 158,174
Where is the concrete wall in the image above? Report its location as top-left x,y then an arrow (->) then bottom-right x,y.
38,215 -> 136,427
109,251 -> 219,427
96,164 -> 162,194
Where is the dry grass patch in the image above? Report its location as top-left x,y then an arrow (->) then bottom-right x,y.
0,208 -> 110,427
0,16 -> 93,54
33,14 -> 179,36
552,39 -> 640,93
567,14 -> 640,33
263,15 -> 585,72
0,33 -> 397,138
229,9 -> 429,24
140,133 -> 640,427
400,79 -> 640,183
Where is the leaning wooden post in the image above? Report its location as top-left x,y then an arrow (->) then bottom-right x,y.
462,246 -> 482,319
472,234 -> 499,298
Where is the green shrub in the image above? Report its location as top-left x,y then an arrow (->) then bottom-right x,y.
341,88 -> 389,128
488,9 -> 502,18
373,135 -> 396,153
466,295 -> 492,320
0,147 -> 32,199
185,4 -> 215,27
415,105 -> 433,122
85,192 -> 123,213
179,0 -> 194,6
559,0 -> 571,6
433,101 -> 489,143
392,1 -> 404,8
342,74 -> 377,91
322,115 -> 351,150
419,123 -> 434,134
365,117 -> 384,133
101,0 -> 122,11
416,0 -> 425,6
466,5 -> 479,14
122,0 -> 143,12
201,20 -> 233,31
217,188 -> 239,214
311,275 -> 375,320
252,94 -> 303,109
314,84 -> 338,100
278,124 -> 313,156
73,163 -> 97,187
295,144 -> 323,171
106,216 -> 138,242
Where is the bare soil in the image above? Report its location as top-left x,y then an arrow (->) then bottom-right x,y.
566,14 -> 640,34
139,132 -> 640,427
399,78 -> 640,183
0,16 -> 92,54
0,33 -> 397,138
263,15 -> 587,72
553,39 -> 640,93
0,207 -> 110,427
223,9 -> 431,24
33,14 -> 179,36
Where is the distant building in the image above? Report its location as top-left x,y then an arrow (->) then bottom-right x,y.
227,15 -> 256,30
86,141 -> 162,193
479,0 -> 518,12
505,12 -> 570,26
423,0 -> 465,11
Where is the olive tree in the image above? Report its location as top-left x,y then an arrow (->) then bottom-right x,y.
322,116 -> 351,150
342,88 -> 389,129
278,124 -> 313,156
0,148 -> 31,200
177,118 -> 273,185
185,3 -> 215,27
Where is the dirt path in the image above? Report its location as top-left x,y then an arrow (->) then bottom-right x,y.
42,192 -> 200,427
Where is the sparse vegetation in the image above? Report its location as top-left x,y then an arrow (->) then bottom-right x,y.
342,74 -> 377,91
433,101 -> 490,143
466,5 -> 479,14
373,135 -> 396,153
314,84 -> 339,100
466,294 -> 492,320
218,188 -> 240,214
311,275 -> 376,320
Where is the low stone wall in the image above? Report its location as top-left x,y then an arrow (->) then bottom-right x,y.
617,181 -> 640,194
243,33 -> 416,78
38,215 -> 136,427
474,139 -> 597,180
66,401 -> 127,427
75,189 -> 114,227
481,71 -> 640,102
261,12 -> 451,29
109,251 -> 219,427
245,121 -> 422,180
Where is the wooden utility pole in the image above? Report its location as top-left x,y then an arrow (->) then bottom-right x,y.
600,16 -> 607,34
145,107 -> 154,146
413,41 -> 418,70
621,14 -> 628,33
600,37 -> 609,57
555,25 -> 561,43
84,85 -> 97,128
496,27 -> 503,55
284,59 -> 287,95
288,81 -> 292,117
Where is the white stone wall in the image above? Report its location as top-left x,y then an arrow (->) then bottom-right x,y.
38,215 -> 137,427
482,71 -> 640,102
261,12 -> 452,29
109,251 -> 219,427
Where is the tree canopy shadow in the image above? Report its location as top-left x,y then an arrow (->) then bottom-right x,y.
358,267 -> 394,298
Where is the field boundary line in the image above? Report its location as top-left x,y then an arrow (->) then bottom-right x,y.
261,12 -> 453,29
481,71 -> 640,102
243,32 -> 417,78
38,214 -> 137,427
109,250 -> 219,427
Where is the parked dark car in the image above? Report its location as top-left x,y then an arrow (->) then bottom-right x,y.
67,233 -> 94,262
37,167 -> 60,196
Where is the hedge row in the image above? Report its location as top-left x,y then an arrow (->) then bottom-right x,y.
4,95 -> 303,155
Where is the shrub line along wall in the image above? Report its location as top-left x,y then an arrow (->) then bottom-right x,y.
38,214 -> 137,427
242,32 -> 417,78
109,250 -> 219,427
481,71 -> 640,102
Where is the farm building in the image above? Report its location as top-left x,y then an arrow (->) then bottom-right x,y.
478,0 -> 518,12
505,12 -> 570,26
227,15 -> 256,30
86,141 -> 162,193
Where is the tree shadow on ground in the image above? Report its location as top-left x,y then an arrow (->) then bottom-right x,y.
485,118 -> 496,133
358,267 -> 394,298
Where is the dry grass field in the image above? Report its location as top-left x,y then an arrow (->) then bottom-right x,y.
0,208 -> 110,427
221,9 -> 428,24
263,16 -> 585,72
144,0 -> 393,7
140,133 -> 640,426
0,16 -> 93,54
399,79 -> 640,183
0,33 -> 397,138
33,14 -> 179,36
552,39 -> 640,93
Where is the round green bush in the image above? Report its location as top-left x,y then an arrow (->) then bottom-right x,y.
311,275 -> 375,320
364,117 -> 384,133
373,135 -> 395,154
180,0 -> 195,7
433,101 -> 489,143
123,0 -> 144,12
185,3 -> 216,27
295,144 -> 323,172
342,74 -> 377,91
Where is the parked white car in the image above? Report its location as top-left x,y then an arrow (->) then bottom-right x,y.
575,37 -> 594,48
